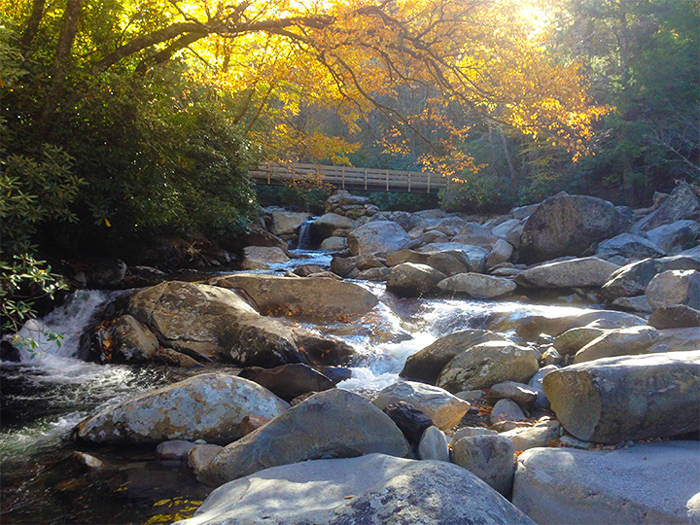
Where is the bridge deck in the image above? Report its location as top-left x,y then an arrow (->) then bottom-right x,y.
250,162 -> 446,193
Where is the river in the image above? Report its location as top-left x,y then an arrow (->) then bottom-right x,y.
0,250 -> 589,524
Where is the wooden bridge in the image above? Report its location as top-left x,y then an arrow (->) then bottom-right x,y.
250,162 -> 446,193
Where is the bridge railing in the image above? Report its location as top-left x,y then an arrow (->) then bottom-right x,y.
250,162 -> 446,193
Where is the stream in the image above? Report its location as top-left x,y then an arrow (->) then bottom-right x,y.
0,250 -> 590,524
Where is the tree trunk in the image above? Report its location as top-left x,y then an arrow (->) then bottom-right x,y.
20,0 -> 47,50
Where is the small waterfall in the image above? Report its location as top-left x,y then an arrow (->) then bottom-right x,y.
296,219 -> 314,250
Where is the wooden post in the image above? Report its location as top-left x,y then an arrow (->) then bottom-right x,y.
407,171 -> 411,193
267,164 -> 271,185
386,169 -> 389,191
342,166 -> 346,189
364,168 -> 368,191
427,172 -> 431,193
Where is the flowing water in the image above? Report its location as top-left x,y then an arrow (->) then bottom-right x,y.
0,251 -> 590,524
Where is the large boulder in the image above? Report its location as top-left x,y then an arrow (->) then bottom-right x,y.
241,246 -> 290,270
238,364 -> 336,402
595,232 -> 665,260
437,273 -> 517,298
633,181 -> 700,232
646,220 -> 700,254
198,389 -> 410,486
372,380 -> 470,431
519,193 -> 634,264
347,220 -> 411,255
451,435 -> 516,496
175,454 -> 536,525
645,269 -> 700,310
386,263 -> 446,297
572,325 -> 659,364
512,441 -> 700,525
436,341 -> 540,393
601,254 -> 700,301
128,281 -> 302,365
510,309 -> 647,341
543,351 -> 700,443
75,374 -> 289,445
270,210 -> 311,236
401,329 -> 515,384
649,305 -> 700,329
102,314 -> 159,363
211,273 -> 378,321
311,213 -> 355,239
515,257 -> 619,288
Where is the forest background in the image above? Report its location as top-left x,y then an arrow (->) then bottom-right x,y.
1,0 -> 698,331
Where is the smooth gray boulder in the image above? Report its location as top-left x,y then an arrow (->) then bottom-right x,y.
426,251 -> 469,276
527,365 -> 559,409
198,389 -> 410,486
175,454 -> 536,525
211,273 -> 378,321
573,325 -> 659,364
75,374 -> 290,445
596,232 -> 665,259
519,193 -> 634,264
418,243 -> 490,272
553,326 -> 607,356
485,381 -> 538,407
512,441 -> 700,525
646,219 -> 700,254
543,351 -> 700,443
486,239 -> 514,268
516,257 -> 619,288
418,426 -> 450,461
489,399 -> 527,425
386,262 -> 446,297
372,380 -> 470,431
437,341 -> 540,393
347,220 -> 410,255
401,329 -> 515,384
634,181 -> 700,232
451,435 -> 516,496
645,269 -> 700,310
241,246 -> 290,270
437,273 -> 517,298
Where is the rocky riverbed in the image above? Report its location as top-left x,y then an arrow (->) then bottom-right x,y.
2,183 -> 699,524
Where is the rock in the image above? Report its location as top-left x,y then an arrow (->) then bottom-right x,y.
356,267 -> 392,281
386,263 -> 446,297
72,451 -> 103,470
645,269 -> 700,309
601,254 -> 700,301
516,257 -> 619,288
271,211 -> 311,236
492,218 -> 523,238
107,314 -> 159,363
485,381 -> 538,407
451,435 -> 515,496
454,390 -> 485,404
347,221 -> 410,255
384,249 -> 430,267
239,414 -> 272,435
649,304 -> 700,329
175,453 -> 536,525
573,325 -> 659,363
553,326 -> 607,356
188,444 -> 223,478
596,232 -> 665,259
450,427 -> 497,446
654,327 -> 700,352
153,347 -> 200,368
634,181 -> 700,232
489,399 -> 527,425
75,373 -> 290,445
238,364 -> 336,402
292,264 -> 325,277
543,351 -> 700,443
84,258 -> 127,288
426,251 -> 469,276
437,273 -> 517,298
511,203 -> 540,220
418,426 -> 450,461
512,441 -> 700,525
312,213 -> 355,239
487,239 -> 514,268
241,246 -> 290,270
519,193 -> 635,264
293,333 -> 357,366
373,380 -> 470,431
512,309 -> 647,341
420,244 -> 490,273
436,341 -> 540,393
381,401 -> 434,447
401,329 -> 515,385
319,236 -> 347,251
212,273 -> 378,321
611,294 -> 653,313
540,347 -> 563,366
527,365 -> 559,409
156,440 -> 196,459
646,219 -> 700,254
198,389 -> 410,486
501,420 -> 561,451
235,226 -> 288,252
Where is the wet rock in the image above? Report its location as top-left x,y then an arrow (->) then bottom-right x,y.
212,273 -> 378,321
516,257 -> 619,288
418,426 -> 450,461
646,219 -> 700,254
649,304 -> 700,329
238,364 -> 335,402
188,444 -> 223,479
485,381 -> 538,407
451,435 -> 515,496
294,333 -> 357,366
573,325 -> 659,364
489,399 -> 527,425
175,453 -> 536,525
198,389 -> 410,486
270,211 -> 311,236
386,263 -> 446,297
154,347 -> 200,368
645,269 -> 700,309
633,181 -> 700,232
373,380 -> 470,431
512,441 -> 700,525
75,373 -> 290,445
347,220 -> 410,255
401,329 -> 515,385
108,314 -> 159,362
436,341 -> 540,393
382,401 -> 434,447
437,273 -> 517,299
156,440 -> 196,460
241,246 -> 290,270
543,351 -> 700,443
72,451 -> 104,470
519,194 -> 635,264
